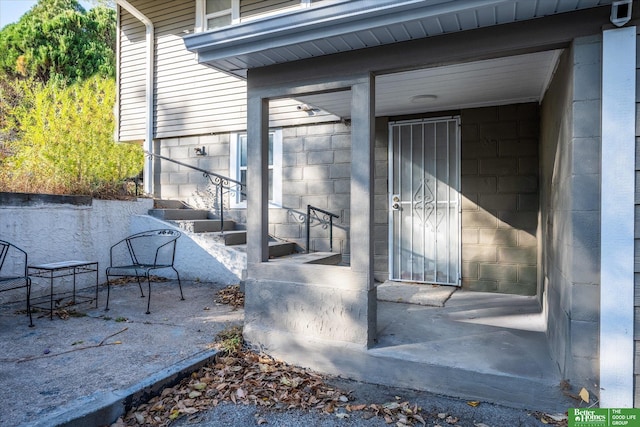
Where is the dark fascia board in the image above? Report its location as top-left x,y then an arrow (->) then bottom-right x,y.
184,0 -> 511,71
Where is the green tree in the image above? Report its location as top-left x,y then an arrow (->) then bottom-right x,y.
0,76 -> 142,195
0,0 -> 115,82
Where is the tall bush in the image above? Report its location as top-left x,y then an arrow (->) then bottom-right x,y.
0,76 -> 142,195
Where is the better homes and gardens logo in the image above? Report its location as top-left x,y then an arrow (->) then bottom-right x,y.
568,408 -> 640,427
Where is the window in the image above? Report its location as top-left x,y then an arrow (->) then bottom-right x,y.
196,0 -> 239,32
196,0 -> 310,32
230,130 -> 282,208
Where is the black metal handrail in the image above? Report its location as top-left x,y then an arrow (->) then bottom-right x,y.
145,151 -> 245,228
147,152 -> 340,254
306,205 -> 340,253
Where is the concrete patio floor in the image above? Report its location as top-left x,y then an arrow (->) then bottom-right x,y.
0,281 -> 571,427
0,280 -> 242,427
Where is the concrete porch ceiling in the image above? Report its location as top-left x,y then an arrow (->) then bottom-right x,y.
296,49 -> 562,118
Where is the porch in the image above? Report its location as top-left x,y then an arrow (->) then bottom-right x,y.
179,0 -> 633,409
250,282 -> 572,412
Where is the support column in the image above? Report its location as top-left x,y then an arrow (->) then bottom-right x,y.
350,74 -> 377,346
243,75 -> 376,353
599,26 -> 635,408
350,75 -> 375,280
246,89 -> 270,265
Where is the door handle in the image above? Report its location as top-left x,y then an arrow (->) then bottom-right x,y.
391,195 -> 401,210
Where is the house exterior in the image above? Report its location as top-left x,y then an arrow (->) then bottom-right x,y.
114,0 -> 638,409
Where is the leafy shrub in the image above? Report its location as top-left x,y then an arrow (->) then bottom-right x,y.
0,76 -> 143,196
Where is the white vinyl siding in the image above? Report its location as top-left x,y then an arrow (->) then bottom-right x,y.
118,12 -> 147,141
117,0 -> 339,142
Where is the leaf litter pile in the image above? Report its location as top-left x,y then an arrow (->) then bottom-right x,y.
112,326 -> 430,427
213,284 -> 244,310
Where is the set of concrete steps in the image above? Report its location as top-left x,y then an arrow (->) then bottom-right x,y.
149,200 -> 341,264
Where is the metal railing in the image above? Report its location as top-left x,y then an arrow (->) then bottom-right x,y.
146,152 -> 245,228
124,174 -> 142,196
306,205 -> 339,253
147,152 -> 341,254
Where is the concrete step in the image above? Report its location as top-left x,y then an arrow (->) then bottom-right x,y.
148,208 -> 209,221
172,219 -> 235,233
267,241 -> 296,258
222,240 -> 298,258
269,251 -> 342,265
207,230 -> 247,246
153,199 -> 187,209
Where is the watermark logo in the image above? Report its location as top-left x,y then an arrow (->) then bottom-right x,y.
568,408 -> 640,427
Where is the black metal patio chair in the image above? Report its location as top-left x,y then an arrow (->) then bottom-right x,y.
105,229 -> 184,314
0,240 -> 33,327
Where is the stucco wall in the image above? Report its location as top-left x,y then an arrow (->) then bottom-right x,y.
540,37 -> 601,391
0,195 -> 153,301
130,215 -> 244,285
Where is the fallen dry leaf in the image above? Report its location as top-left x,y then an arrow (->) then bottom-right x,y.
579,387 -> 589,403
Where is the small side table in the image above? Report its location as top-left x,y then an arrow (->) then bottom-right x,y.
28,261 -> 99,320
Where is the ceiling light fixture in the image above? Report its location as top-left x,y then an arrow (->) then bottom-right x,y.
410,94 -> 438,103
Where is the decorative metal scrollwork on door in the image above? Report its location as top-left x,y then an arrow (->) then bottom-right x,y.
412,177 -> 444,231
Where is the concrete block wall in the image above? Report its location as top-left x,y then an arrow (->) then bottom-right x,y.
566,36 -> 601,388
279,123 -> 351,259
540,37 -> 601,392
460,103 -> 539,295
635,30 -> 640,407
156,133 -> 231,211
373,117 -> 390,282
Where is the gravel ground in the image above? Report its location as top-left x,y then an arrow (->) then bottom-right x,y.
170,377 -> 553,427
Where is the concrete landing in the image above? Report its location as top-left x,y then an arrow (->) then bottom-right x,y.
377,281 -> 457,306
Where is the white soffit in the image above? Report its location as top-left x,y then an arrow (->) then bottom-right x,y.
295,49 -> 562,118
184,0 -> 611,77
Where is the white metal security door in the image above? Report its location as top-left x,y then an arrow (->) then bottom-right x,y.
389,117 -> 461,285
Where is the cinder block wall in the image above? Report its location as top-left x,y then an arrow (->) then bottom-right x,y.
541,38 -> 601,392
635,30 -> 640,408
373,117 -> 390,282
278,123 -> 351,259
156,133 -> 231,208
460,103 -> 539,295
